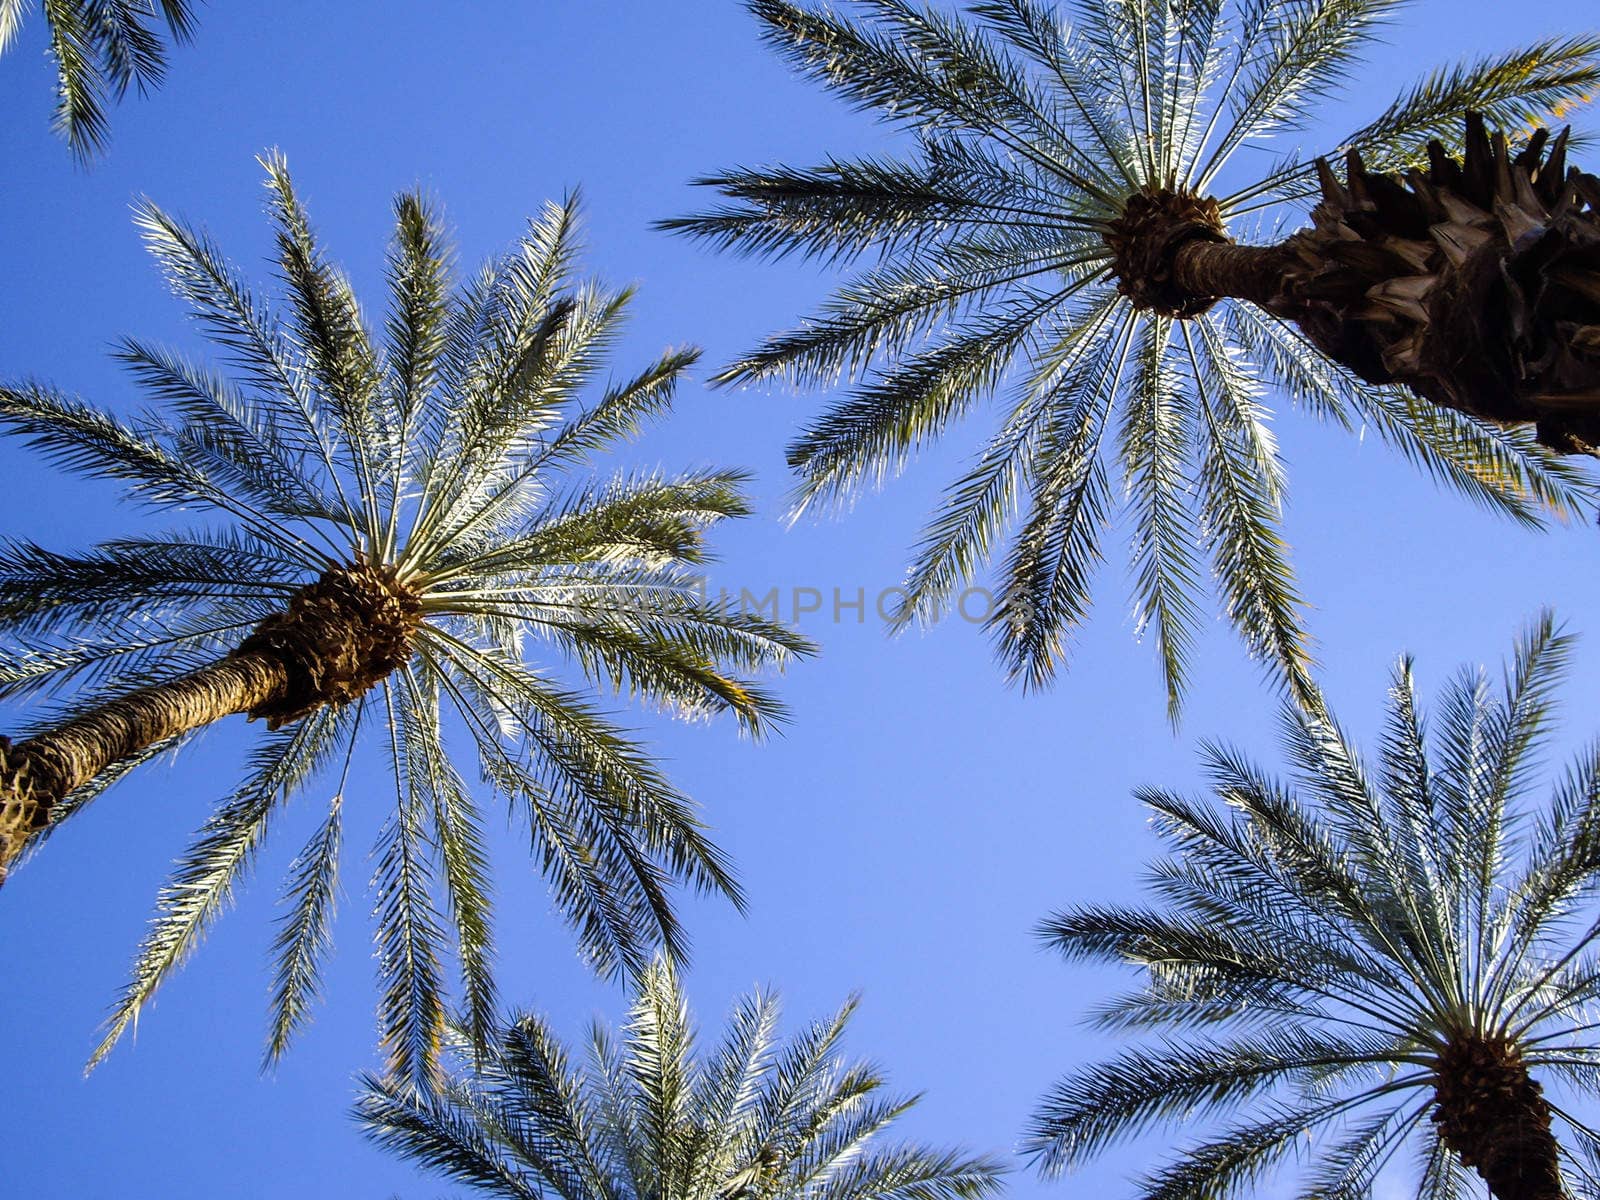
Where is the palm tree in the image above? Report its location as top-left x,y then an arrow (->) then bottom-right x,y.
0,0 -> 197,159
0,156 -> 812,1083
1028,613 -> 1600,1200
664,0 -> 1600,713
359,956 -> 1007,1200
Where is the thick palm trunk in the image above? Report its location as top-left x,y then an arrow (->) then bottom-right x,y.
1432,1034 -> 1565,1200
1139,116 -> 1600,454
1171,238 -> 1293,312
0,557 -> 422,884
0,652 -> 290,880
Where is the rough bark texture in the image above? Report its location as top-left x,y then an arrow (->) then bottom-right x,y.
1432,1033 -> 1565,1200
236,556 -> 422,727
0,557 -> 423,883
1103,187 -> 1236,317
1273,114 -> 1600,455
0,652 -> 287,882
1111,115 -> 1600,454
1171,236 -> 1295,311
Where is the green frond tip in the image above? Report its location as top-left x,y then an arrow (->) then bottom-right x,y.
1,155 -> 805,1083
264,792 -> 344,1070
8,0 -> 203,159
357,956 -> 1008,1200
1028,614 -> 1600,1200
671,0 -> 1600,712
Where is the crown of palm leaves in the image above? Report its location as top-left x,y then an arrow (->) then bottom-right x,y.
1029,613 -> 1600,1200
665,0 -> 1600,716
0,154 -> 812,1084
359,956 -> 1007,1200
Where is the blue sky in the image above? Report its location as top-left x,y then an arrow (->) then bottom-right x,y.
2,2 -> 1599,1198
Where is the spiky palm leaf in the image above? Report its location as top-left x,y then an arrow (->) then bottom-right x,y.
1028,612 -> 1600,1200
358,956 -> 1006,1200
1,0 -> 198,158
0,156 -> 812,1085
665,0 -> 1600,715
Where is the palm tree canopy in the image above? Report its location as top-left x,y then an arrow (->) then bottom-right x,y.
0,0 -> 198,158
665,0 -> 1600,715
1028,613 -> 1600,1200
0,155 -> 812,1084
359,957 -> 1007,1200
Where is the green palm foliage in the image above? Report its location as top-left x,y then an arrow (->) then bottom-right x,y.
359,957 -> 1006,1200
0,156 -> 811,1083
0,0 -> 197,158
665,0 -> 1600,714
1028,613 -> 1600,1200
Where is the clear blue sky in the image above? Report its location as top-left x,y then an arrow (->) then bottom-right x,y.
2,3 -> 1598,1198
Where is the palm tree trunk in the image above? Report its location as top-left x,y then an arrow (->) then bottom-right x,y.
0,651 -> 289,881
0,557 -> 423,884
1171,238 -> 1293,311
1163,116 -> 1600,455
1432,1035 -> 1565,1200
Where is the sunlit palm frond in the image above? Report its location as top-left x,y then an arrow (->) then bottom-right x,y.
4,0 -> 199,157
91,703 -> 359,1069
357,958 -> 1006,1200
265,787 -> 345,1069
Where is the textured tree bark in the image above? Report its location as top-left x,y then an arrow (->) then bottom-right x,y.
0,652 -> 289,881
1432,1035 -> 1566,1200
1117,116 -> 1600,455
1172,238 -> 1295,312
0,558 -> 423,885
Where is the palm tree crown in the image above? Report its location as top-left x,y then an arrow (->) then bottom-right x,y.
0,156 -> 811,1083
666,0 -> 1599,714
359,957 -> 1007,1200
0,0 -> 198,158
1029,614 -> 1600,1200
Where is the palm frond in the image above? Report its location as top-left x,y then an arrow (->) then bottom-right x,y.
264,791 -> 343,1068
534,347 -> 701,468
384,191 -> 452,464
1346,384 -> 1594,529
1196,0 -> 1406,188
0,0 -> 27,53
987,302 -> 1131,686
373,682 -> 450,1090
397,665 -> 498,1058
40,0 -> 110,157
662,152 -> 1065,266
91,706 -> 354,1068
1234,35 -> 1600,206
260,151 -> 387,548
0,532 -> 301,643
1028,1026 -> 1392,1172
357,1072 -> 543,1200
1350,35 -> 1600,167
1185,318 -> 1313,707
491,1014 -> 614,1200
789,279 -> 1100,511
1120,315 -> 1202,718
1136,1096 -> 1391,1200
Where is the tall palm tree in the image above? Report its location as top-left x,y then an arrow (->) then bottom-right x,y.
359,956 -> 1006,1200
0,0 -> 197,158
0,156 -> 812,1083
1028,613 -> 1600,1200
664,0 -> 1600,713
